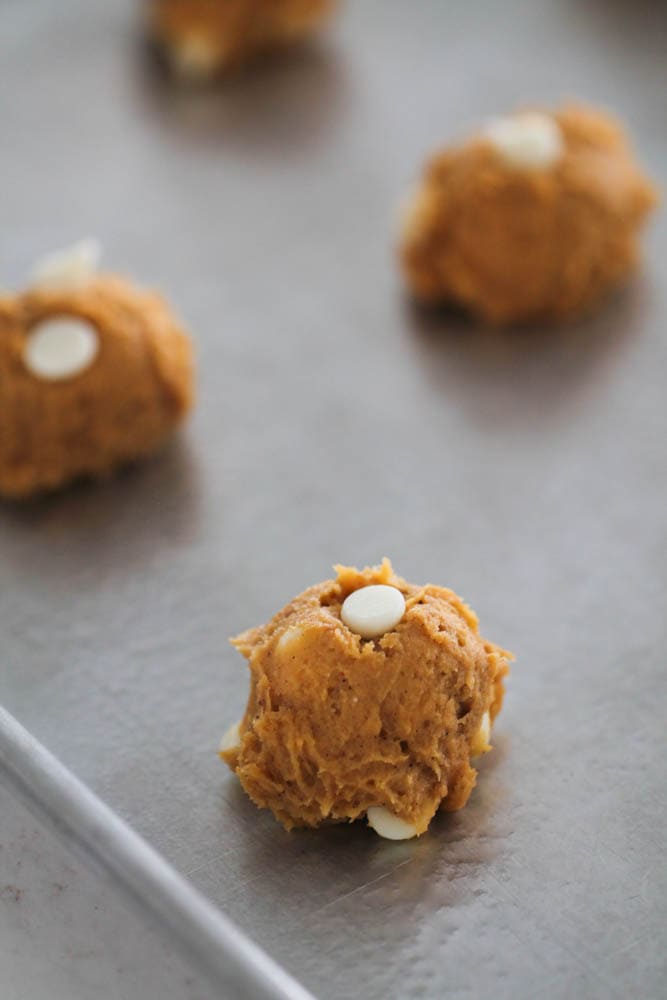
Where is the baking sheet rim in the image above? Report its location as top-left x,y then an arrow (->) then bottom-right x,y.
0,702 -> 315,1000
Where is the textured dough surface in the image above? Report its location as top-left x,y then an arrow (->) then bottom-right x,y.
149,0 -> 336,74
400,103 -> 658,325
222,560 -> 512,834
0,276 -> 194,498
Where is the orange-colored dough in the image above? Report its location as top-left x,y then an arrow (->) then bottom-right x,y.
148,0 -> 337,78
400,103 -> 658,325
221,560 -> 512,835
0,276 -> 194,498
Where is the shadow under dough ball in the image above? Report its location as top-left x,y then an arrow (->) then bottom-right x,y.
399,103 -> 658,325
148,0 -> 337,79
220,559 -> 512,840
0,242 -> 194,499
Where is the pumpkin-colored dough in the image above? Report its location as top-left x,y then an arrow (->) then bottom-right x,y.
221,560 -> 512,835
0,276 -> 194,498
148,0 -> 337,78
399,103 -> 658,325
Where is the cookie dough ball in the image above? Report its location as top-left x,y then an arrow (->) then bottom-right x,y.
220,560 -> 512,838
148,0 -> 337,80
0,241 -> 194,499
399,103 -> 658,325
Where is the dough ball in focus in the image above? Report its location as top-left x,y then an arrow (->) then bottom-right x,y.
221,559 -> 512,838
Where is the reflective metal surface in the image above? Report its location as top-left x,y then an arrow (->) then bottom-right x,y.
1,1 -> 666,998
0,781 -> 220,1000
0,706 -> 314,1000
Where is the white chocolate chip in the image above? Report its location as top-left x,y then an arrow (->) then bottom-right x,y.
219,720 -> 241,753
169,35 -> 222,80
470,711 -> 491,758
367,806 -> 418,841
23,318 -> 99,381
31,239 -> 101,291
276,625 -> 305,656
341,585 -> 406,640
483,112 -> 563,170
398,184 -> 432,242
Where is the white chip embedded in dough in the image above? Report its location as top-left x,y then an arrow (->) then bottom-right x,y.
398,184 -> 430,241
23,318 -> 99,381
276,625 -> 306,656
340,585 -> 406,640
483,112 -> 563,170
367,806 -> 418,841
471,710 -> 491,758
170,35 -> 222,79
32,239 -> 101,291
219,721 -> 241,753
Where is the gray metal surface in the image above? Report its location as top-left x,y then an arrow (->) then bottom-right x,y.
1,1 -> 666,998
0,781 -> 221,1000
0,706 -> 314,1000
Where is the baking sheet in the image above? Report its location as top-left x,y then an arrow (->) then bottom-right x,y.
0,705 -> 313,1000
0,781 -> 219,1000
1,1 -> 666,998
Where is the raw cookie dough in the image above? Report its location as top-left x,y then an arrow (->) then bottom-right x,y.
399,103 -> 658,325
220,560 -> 512,839
148,0 -> 337,79
0,242 -> 194,499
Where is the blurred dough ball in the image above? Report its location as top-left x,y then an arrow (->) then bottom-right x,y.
148,0 -> 338,79
399,103 -> 658,326
0,244 -> 194,499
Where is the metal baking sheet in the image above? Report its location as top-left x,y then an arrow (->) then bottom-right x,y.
1,1 -> 666,998
0,705 -> 312,1000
